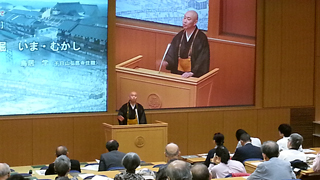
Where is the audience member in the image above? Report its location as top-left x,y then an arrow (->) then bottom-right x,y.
0,163 -> 10,180
114,152 -> 144,180
204,133 -> 224,167
276,124 -> 292,151
191,163 -> 210,180
277,124 -> 303,152
235,129 -> 261,148
232,133 -> 263,163
209,146 -> 246,179
166,160 -> 192,180
278,133 -> 306,162
54,155 -> 77,180
247,141 -> 296,180
156,143 -> 180,180
45,146 -> 81,175
6,175 -> 25,180
98,140 -> 126,171
312,152 -> 320,172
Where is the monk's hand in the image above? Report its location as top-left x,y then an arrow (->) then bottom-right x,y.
181,72 -> 194,78
118,115 -> 124,121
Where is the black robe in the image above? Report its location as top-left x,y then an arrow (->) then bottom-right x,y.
165,26 -> 210,78
117,102 -> 147,125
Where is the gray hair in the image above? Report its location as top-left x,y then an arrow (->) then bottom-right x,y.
261,141 -> 279,159
0,163 -> 10,177
191,163 -> 209,180
54,155 -> 71,176
289,133 -> 303,150
122,152 -> 140,171
167,160 -> 192,180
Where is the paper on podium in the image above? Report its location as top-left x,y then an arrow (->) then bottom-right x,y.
81,165 -> 99,171
35,170 -> 46,175
92,175 -> 113,180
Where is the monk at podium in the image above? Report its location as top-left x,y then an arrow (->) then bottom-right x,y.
162,10 -> 210,78
117,91 -> 147,125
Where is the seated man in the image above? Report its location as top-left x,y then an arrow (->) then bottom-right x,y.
0,163 -> 10,180
98,140 -> 126,171
232,133 -> 263,163
235,129 -> 261,148
156,143 -> 180,180
209,146 -> 246,179
54,155 -> 77,180
278,133 -> 306,162
247,141 -> 296,180
45,146 -> 81,175
167,160 -> 192,180
191,163 -> 210,180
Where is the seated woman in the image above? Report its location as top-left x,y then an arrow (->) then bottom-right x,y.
209,146 -> 246,179
114,152 -> 144,180
204,133 -> 224,167
278,133 -> 306,162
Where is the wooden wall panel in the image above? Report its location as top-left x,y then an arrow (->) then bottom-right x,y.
263,0 -> 282,107
187,111 -> 224,155
223,110 -> 258,152
315,1 -> 320,121
210,42 -> 255,106
115,26 -> 156,69
0,121 -> 2,162
150,112 -> 188,155
1,120 -> 33,166
33,117 -> 74,165
257,108 -> 290,143
222,0 -> 256,37
73,115 -> 114,162
291,108 -> 315,148
280,0 -> 315,107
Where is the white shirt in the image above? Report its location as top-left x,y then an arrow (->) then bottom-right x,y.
209,160 -> 246,179
278,149 -> 307,162
236,137 -> 261,149
277,137 -> 303,152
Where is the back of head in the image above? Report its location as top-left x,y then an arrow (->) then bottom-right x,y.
215,146 -> 230,164
213,133 -> 224,146
261,141 -> 279,159
191,163 -> 209,180
56,146 -> 68,157
165,143 -> 180,159
289,133 -> 303,150
106,140 -> 119,152
278,124 -> 292,137
122,152 -> 140,171
167,160 -> 192,180
54,155 -> 71,176
7,174 -> 25,180
235,129 -> 247,141
240,133 -> 251,143
0,163 -> 10,179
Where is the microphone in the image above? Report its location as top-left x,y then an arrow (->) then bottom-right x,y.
158,43 -> 171,73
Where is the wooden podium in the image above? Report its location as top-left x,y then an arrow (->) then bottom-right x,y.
116,55 -> 219,109
102,121 -> 168,162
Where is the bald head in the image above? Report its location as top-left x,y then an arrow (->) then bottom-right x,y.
56,146 -> 68,157
129,91 -> 137,104
165,143 -> 180,160
167,160 -> 192,180
0,163 -> 10,180
183,10 -> 198,31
